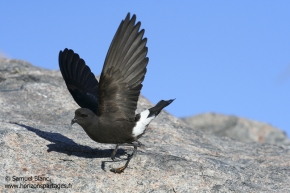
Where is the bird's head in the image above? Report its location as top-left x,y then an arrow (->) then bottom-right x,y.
71,108 -> 97,129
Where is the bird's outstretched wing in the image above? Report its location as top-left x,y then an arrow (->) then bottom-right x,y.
59,48 -> 99,113
97,13 -> 148,119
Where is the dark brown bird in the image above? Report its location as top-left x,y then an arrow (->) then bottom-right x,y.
59,13 -> 174,173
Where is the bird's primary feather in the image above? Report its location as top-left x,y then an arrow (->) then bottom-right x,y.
58,49 -> 99,113
59,13 -> 148,119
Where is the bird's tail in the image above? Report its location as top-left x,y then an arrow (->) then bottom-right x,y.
148,99 -> 175,117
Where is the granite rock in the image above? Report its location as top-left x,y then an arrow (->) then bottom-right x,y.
182,113 -> 290,146
0,58 -> 289,192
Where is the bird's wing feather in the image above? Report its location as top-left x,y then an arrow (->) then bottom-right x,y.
97,13 -> 148,119
59,49 -> 99,113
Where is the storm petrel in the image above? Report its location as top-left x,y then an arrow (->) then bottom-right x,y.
59,13 -> 174,173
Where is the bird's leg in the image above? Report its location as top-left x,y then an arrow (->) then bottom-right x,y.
111,144 -> 119,161
110,141 -> 142,161
110,142 -> 138,173
136,141 -> 143,147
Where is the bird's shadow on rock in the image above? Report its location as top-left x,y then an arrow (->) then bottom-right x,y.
13,123 -> 127,160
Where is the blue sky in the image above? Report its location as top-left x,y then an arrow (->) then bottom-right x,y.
1,1 -> 290,137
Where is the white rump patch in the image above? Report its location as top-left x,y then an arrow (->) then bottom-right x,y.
132,109 -> 155,137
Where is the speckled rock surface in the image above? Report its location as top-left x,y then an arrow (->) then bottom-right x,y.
182,113 -> 290,146
1,58 -> 290,192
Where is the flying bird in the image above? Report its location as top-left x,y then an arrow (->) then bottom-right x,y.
59,13 -> 174,173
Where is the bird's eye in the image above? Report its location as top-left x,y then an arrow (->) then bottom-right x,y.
81,114 -> 88,118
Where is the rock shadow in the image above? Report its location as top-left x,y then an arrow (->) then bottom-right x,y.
13,123 -> 126,160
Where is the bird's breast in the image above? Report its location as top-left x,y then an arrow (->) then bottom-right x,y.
83,119 -> 136,144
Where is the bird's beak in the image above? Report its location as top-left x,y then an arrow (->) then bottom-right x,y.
71,118 -> 77,126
